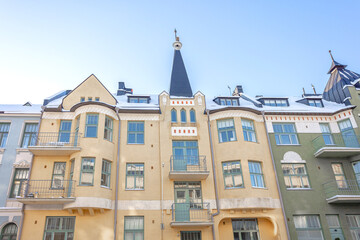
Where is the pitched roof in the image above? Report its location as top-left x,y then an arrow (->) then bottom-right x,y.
169,49 -> 193,97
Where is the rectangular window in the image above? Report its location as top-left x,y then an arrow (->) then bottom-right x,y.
51,162 -> 66,189
242,119 -> 256,142
331,163 -> 348,188
128,97 -> 150,103
282,164 -> 310,189
95,97 -> 100,101
88,97 -> 92,101
124,216 -> 144,240
232,219 -> 259,240
319,123 -> 333,145
59,120 -> 72,143
126,163 -> 144,190
180,231 -> 201,240
346,215 -> 360,239
249,161 -> 265,188
217,119 -> 236,143
293,215 -> 324,240
263,99 -> 288,107
0,123 -> 10,148
43,217 -> 75,240
104,116 -> 113,141
101,160 -> 111,188
222,161 -> 243,189
80,158 -> 95,185
21,123 -> 38,148
80,97 -> 85,102
85,114 -> 98,138
353,161 -> 360,185
338,119 -> 359,148
9,168 -> 29,198
308,99 -> 323,107
127,122 -> 144,144
273,123 -> 299,145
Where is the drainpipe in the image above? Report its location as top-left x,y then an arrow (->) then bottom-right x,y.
114,107 -> 121,240
18,108 -> 44,240
261,111 -> 290,240
206,110 -> 220,240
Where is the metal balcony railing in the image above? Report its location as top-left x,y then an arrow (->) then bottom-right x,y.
32,132 -> 81,147
171,202 -> 211,222
170,155 -> 207,172
312,134 -> 360,152
323,180 -> 360,199
18,180 -> 75,199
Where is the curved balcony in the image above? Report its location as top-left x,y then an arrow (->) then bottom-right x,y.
312,134 -> 360,158
28,132 -> 81,156
323,179 -> 360,203
16,180 -> 75,204
169,155 -> 209,180
170,202 -> 213,227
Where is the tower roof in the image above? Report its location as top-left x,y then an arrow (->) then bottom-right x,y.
169,33 -> 193,97
327,50 -> 347,74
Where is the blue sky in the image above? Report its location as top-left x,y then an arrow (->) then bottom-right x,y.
1,1 -> 360,104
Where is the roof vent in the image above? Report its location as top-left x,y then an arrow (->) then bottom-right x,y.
117,82 -> 133,96
232,85 -> 244,96
255,95 -> 263,98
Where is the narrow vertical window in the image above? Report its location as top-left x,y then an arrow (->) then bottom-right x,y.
127,122 -> 144,144
248,161 -> 265,188
74,117 -> 80,146
51,162 -> 66,189
242,119 -> 256,142
85,114 -> 98,138
80,97 -> 85,102
171,109 -> 177,123
21,123 -> 38,148
346,215 -> 360,239
217,119 -> 237,143
104,116 -> 113,141
190,109 -> 196,123
353,161 -> 360,185
319,123 -> 333,145
293,215 -> 324,240
43,217 -> 75,240
331,163 -> 348,188
282,164 -> 310,189
59,120 -> 72,143
338,119 -> 359,147
9,168 -> 29,198
126,163 -> 144,190
0,123 -> 10,148
101,160 -> 111,188
180,109 -> 186,123
80,158 -> 95,185
222,161 -> 243,188
124,216 -> 144,240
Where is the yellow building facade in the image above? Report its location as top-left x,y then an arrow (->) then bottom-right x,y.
17,39 -> 288,240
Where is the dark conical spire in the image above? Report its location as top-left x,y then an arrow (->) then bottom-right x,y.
327,50 -> 347,74
169,32 -> 193,97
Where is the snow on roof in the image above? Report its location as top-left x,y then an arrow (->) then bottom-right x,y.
0,104 -> 42,114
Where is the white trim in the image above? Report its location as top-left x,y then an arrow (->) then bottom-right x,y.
119,114 -> 159,121
209,111 -> 263,122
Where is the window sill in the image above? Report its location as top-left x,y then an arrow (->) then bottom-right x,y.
251,187 -> 267,190
219,140 -> 237,144
78,184 -> 94,187
276,144 -> 301,146
104,139 -> 114,143
100,186 -> 112,190
125,188 -> 144,191
286,188 -> 312,191
224,187 -> 244,190
127,143 -> 145,145
83,137 -> 98,139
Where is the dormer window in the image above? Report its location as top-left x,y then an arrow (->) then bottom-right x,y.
128,96 -> 150,103
308,99 -> 323,107
262,99 -> 288,107
215,97 -> 239,106
80,97 -> 85,102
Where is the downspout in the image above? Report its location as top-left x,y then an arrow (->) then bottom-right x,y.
206,110 -> 220,240
18,108 -> 44,240
114,107 -> 121,240
262,111 -> 290,240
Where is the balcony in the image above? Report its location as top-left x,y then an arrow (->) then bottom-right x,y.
16,180 -> 75,204
323,180 -> 360,203
170,202 -> 213,227
28,132 -> 81,155
312,134 -> 360,158
169,155 -> 209,180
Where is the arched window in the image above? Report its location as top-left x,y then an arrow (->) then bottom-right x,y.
1,223 -> 18,240
180,109 -> 186,123
190,109 -> 196,123
171,109 -> 177,123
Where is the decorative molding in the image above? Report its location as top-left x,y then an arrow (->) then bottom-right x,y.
219,198 -> 281,209
13,160 -> 31,168
120,114 -> 159,121
170,99 -> 194,106
74,106 -> 117,119
117,200 -> 161,210
43,112 -> 75,120
281,151 -> 306,163
209,111 -> 264,122
171,127 -> 197,136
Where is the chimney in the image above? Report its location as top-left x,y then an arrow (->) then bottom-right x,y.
117,82 -> 133,96
232,85 -> 244,96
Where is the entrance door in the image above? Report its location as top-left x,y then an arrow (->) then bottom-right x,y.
338,119 -> 359,147
172,141 -> 199,171
174,182 -> 202,222
232,219 -> 260,240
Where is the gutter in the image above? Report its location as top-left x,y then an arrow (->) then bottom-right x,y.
114,107 -> 121,240
261,111 -> 291,240
206,110 -> 220,240
18,108 -> 44,240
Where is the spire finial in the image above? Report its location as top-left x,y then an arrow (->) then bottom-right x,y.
174,28 -> 179,42
329,50 -> 335,62
172,29 -> 182,50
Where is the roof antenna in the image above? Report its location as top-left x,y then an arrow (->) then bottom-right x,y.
329,50 -> 335,62
311,84 -> 317,94
228,86 -> 232,96
174,28 -> 179,41
302,87 -> 306,96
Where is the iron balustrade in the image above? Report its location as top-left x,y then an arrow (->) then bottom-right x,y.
323,179 -> 360,199
170,155 -> 207,172
312,134 -> 360,151
31,132 -> 81,147
171,202 -> 211,222
18,180 -> 75,199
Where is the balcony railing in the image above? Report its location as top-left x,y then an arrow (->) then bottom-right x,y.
171,202 -> 212,223
18,180 -> 75,199
33,132 -> 81,147
312,134 -> 360,157
323,180 -> 360,203
170,155 -> 207,172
